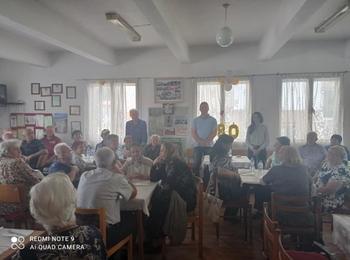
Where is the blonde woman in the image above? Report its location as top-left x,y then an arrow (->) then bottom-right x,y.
255,146 -> 310,211
314,145 -> 350,211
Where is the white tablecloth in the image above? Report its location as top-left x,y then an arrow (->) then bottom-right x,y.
332,214 -> 350,256
202,155 -> 251,169
0,228 -> 33,255
238,169 -> 268,185
120,181 -> 158,216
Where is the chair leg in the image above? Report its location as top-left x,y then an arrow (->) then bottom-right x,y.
248,206 -> 253,243
243,207 -> 248,241
127,236 -> 133,260
161,237 -> 166,260
191,223 -> 195,241
198,221 -> 203,259
215,223 -> 220,240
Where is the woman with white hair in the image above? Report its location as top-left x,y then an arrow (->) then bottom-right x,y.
144,134 -> 161,160
0,139 -> 43,216
314,145 -> 350,211
13,173 -> 107,259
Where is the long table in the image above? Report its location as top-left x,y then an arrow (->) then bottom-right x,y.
0,228 -> 45,259
121,181 -> 158,260
332,214 -> 350,256
238,169 -> 268,185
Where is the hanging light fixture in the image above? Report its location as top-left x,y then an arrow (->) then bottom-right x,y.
216,3 -> 234,47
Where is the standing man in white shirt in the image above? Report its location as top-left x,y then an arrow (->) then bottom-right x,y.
191,102 -> 218,176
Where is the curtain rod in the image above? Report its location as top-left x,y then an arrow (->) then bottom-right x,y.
76,71 -> 349,81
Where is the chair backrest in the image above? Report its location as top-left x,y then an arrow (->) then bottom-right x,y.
75,208 -> 107,244
271,192 -> 311,220
263,202 -> 279,260
193,176 -> 204,217
277,229 -> 293,260
0,184 -> 24,204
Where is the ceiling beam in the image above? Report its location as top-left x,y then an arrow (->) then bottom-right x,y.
259,0 -> 326,60
0,0 -> 117,65
0,29 -> 50,67
133,0 -> 190,63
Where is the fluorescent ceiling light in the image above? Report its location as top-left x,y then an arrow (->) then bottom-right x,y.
106,12 -> 141,42
314,1 -> 350,33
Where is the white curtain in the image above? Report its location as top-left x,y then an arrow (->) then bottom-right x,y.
87,80 -> 136,145
224,80 -> 251,142
280,79 -> 309,144
196,81 -> 222,122
312,77 -> 342,141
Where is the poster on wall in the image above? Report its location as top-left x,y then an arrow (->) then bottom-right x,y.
24,115 -> 36,125
10,115 -> 17,128
154,78 -> 183,103
16,114 -> 25,127
36,115 -> 44,128
174,115 -> 188,136
44,115 -> 53,128
53,113 -> 68,133
148,108 -> 164,136
35,129 -> 44,139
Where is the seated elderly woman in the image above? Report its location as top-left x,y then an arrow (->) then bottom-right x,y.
207,134 -> 243,218
121,144 -> 153,181
146,142 -> 196,244
13,173 -> 107,259
48,143 -> 79,183
71,141 -> 96,173
255,146 -> 310,211
144,134 -> 161,160
77,147 -> 137,248
314,145 -> 350,212
0,139 -> 43,216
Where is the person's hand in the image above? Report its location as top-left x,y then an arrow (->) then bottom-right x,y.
71,165 -> 80,174
153,156 -> 163,165
23,155 -> 31,162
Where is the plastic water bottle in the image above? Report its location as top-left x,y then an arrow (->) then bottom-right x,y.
250,158 -> 255,171
257,161 -> 264,176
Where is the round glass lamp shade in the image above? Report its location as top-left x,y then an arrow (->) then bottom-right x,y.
216,26 -> 234,47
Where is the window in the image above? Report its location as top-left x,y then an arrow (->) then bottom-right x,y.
87,81 -> 137,144
281,77 -> 341,143
196,80 -> 251,142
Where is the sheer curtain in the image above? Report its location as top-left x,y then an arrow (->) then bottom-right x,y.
224,80 -> 251,142
312,78 -> 342,141
196,81 -> 222,121
87,80 -> 136,145
280,79 -> 309,144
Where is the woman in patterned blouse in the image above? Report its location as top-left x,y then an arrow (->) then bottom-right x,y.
13,173 -> 107,260
315,145 -> 350,211
0,139 -> 43,215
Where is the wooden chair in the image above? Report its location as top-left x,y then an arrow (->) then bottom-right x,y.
215,182 -> 253,242
262,202 -> 279,260
0,184 -> 30,228
161,176 -> 204,259
187,176 -> 204,258
271,193 -> 321,242
75,208 -> 133,259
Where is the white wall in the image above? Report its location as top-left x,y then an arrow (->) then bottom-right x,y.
0,39 -> 349,146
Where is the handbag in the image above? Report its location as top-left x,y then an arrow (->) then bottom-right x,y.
203,173 -> 223,223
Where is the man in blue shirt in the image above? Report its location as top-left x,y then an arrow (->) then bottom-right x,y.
48,143 -> 79,184
125,109 -> 147,145
325,134 -> 350,161
21,128 -> 48,169
191,102 -> 217,176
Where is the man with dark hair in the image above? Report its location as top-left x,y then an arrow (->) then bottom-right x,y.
326,134 -> 350,160
95,129 -> 110,151
266,136 -> 291,169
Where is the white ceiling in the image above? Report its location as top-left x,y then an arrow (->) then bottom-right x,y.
0,0 -> 349,66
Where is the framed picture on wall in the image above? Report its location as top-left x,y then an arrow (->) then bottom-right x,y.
69,105 -> 80,115
51,95 -> 61,107
40,86 -> 51,97
52,83 -> 63,94
66,86 -> 76,99
34,101 -> 45,111
31,83 -> 40,95
163,103 -> 175,114
71,121 -> 81,132
154,78 -> 183,103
